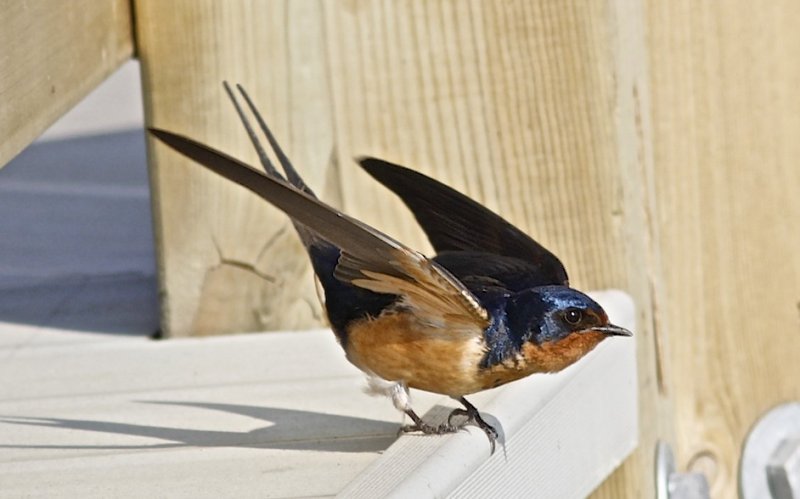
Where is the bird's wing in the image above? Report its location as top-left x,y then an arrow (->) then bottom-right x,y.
433,251 -> 560,292
150,129 -> 490,332
358,157 -> 569,286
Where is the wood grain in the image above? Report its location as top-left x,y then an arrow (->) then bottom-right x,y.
0,0 -> 133,168
136,1 -> 665,494
136,0 -> 332,336
646,1 -> 800,496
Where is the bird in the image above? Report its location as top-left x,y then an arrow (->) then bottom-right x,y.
149,83 -> 632,453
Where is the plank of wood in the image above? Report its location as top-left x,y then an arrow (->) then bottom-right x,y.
0,0 -> 133,167
589,0 -> 676,495
136,2 -> 666,494
645,2 -> 800,496
0,327 -> 420,498
135,0 -> 331,337
0,290 -> 635,498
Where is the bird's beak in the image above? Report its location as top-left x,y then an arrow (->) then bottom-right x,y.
591,324 -> 633,337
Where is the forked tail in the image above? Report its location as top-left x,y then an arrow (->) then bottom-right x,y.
223,82 -> 321,248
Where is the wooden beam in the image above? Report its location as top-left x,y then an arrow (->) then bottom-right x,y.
136,2 -> 667,495
0,0 -> 134,168
646,2 -> 800,496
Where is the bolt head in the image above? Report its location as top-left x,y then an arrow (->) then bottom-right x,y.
767,438 -> 800,499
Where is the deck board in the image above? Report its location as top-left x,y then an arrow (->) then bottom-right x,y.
0,326 -> 443,498
0,290 -> 636,498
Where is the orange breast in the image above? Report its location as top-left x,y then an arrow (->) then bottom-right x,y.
346,314 -> 609,396
345,312 -> 488,396
473,331 -> 608,390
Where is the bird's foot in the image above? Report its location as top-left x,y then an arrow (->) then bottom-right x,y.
449,398 -> 499,454
400,408 -> 461,436
400,403 -> 498,454
399,420 -> 460,435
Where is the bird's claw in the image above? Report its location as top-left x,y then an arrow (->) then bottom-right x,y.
401,401 -> 498,454
447,406 -> 498,454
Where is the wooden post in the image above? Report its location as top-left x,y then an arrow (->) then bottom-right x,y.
646,2 -> 800,496
0,0 -> 133,168
135,1 -> 667,494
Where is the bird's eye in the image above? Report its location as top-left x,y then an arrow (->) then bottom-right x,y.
563,309 -> 583,326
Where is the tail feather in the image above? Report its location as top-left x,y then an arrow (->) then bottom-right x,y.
149,127 -> 397,337
223,82 -> 284,181
222,83 -> 385,337
232,83 -> 315,197
224,82 -> 322,248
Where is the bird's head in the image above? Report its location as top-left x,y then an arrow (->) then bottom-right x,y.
510,285 -> 631,347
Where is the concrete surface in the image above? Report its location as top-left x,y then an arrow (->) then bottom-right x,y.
0,130 -> 158,336
0,59 -> 157,336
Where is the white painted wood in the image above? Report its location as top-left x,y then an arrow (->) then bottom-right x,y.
0,290 -> 636,498
0,326 -> 439,498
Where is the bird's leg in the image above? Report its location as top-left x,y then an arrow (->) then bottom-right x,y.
448,396 -> 498,453
377,378 -> 458,435
400,408 -> 460,435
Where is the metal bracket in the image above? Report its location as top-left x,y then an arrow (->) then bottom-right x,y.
656,441 -> 711,499
740,402 -> 800,499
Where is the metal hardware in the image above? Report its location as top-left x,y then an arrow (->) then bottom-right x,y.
656,441 -> 711,499
741,403 -> 800,499
767,438 -> 800,498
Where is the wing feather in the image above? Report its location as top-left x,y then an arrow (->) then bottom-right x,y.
150,128 -> 489,331
358,157 -> 569,286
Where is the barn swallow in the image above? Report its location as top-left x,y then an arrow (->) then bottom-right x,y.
149,83 -> 632,453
